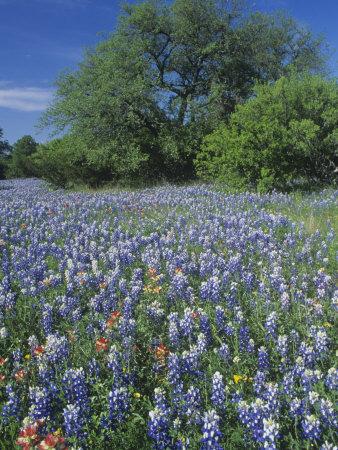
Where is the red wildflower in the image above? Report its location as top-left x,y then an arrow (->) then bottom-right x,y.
38,433 -> 67,450
96,337 -> 109,352
0,357 -> 7,366
16,423 -> 40,449
0,374 -> 6,382
34,346 -> 45,356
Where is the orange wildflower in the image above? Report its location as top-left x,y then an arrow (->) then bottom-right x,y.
15,369 -> 26,382
148,267 -> 157,277
155,343 -> 169,363
106,311 -> 121,328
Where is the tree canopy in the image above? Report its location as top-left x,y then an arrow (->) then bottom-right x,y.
0,127 -> 12,157
0,128 -> 12,179
195,74 -> 338,191
40,0 -> 327,185
8,135 -> 38,178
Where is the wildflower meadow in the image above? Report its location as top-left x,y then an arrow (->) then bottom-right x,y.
0,179 -> 336,450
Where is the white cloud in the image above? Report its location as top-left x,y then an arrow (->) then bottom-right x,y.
0,87 -> 54,112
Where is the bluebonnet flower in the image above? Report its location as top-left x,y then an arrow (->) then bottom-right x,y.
223,321 -> 235,336
147,301 -> 165,323
199,311 -> 212,343
215,306 -> 226,332
289,397 -> 306,418
182,345 -> 201,375
265,312 -> 277,341
196,333 -> 207,353
200,410 -> 223,450
1,385 -> 21,423
218,343 -> 230,362
319,398 -> 337,428
44,333 -> 69,364
300,369 -> 323,393
239,326 -> 251,352
180,308 -> 194,338
167,353 -> 184,411
184,385 -> 201,425
41,303 -> 53,335
28,386 -> 51,421
88,358 -> 100,379
262,382 -> 279,412
253,371 -> 266,396
276,334 -> 288,359
148,388 -> 171,450
200,276 -> 221,303
108,386 -> 130,425
168,272 -> 191,302
301,414 -> 321,441
62,367 -> 89,411
281,371 -> 296,396
107,345 -> 123,383
310,326 -> 329,355
63,404 -> 86,440
325,367 -> 338,390
262,417 -> 280,450
258,346 -> 270,371
238,398 -> 271,445
211,372 -> 226,411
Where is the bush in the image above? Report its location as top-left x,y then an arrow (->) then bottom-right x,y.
195,74 -> 338,191
30,135 -> 108,188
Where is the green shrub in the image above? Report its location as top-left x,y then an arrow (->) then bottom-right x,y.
195,74 -> 338,191
30,135 -> 107,188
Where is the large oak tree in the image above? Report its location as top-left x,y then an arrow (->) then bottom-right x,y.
41,0 -> 327,183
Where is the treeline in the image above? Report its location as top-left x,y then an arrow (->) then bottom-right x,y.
0,133 -> 38,180
2,0 -> 337,191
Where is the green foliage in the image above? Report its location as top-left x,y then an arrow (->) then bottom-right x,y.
0,127 -> 12,180
30,135 -> 109,188
40,0 -> 327,187
195,74 -> 338,192
6,135 -> 38,178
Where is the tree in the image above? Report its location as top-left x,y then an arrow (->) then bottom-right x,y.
195,73 -> 338,191
0,128 -> 12,179
8,135 -> 38,178
0,127 -> 12,157
41,0 -> 327,185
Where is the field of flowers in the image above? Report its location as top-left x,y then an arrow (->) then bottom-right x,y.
0,179 -> 336,450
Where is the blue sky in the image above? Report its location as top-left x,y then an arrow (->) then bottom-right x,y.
0,0 -> 337,144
